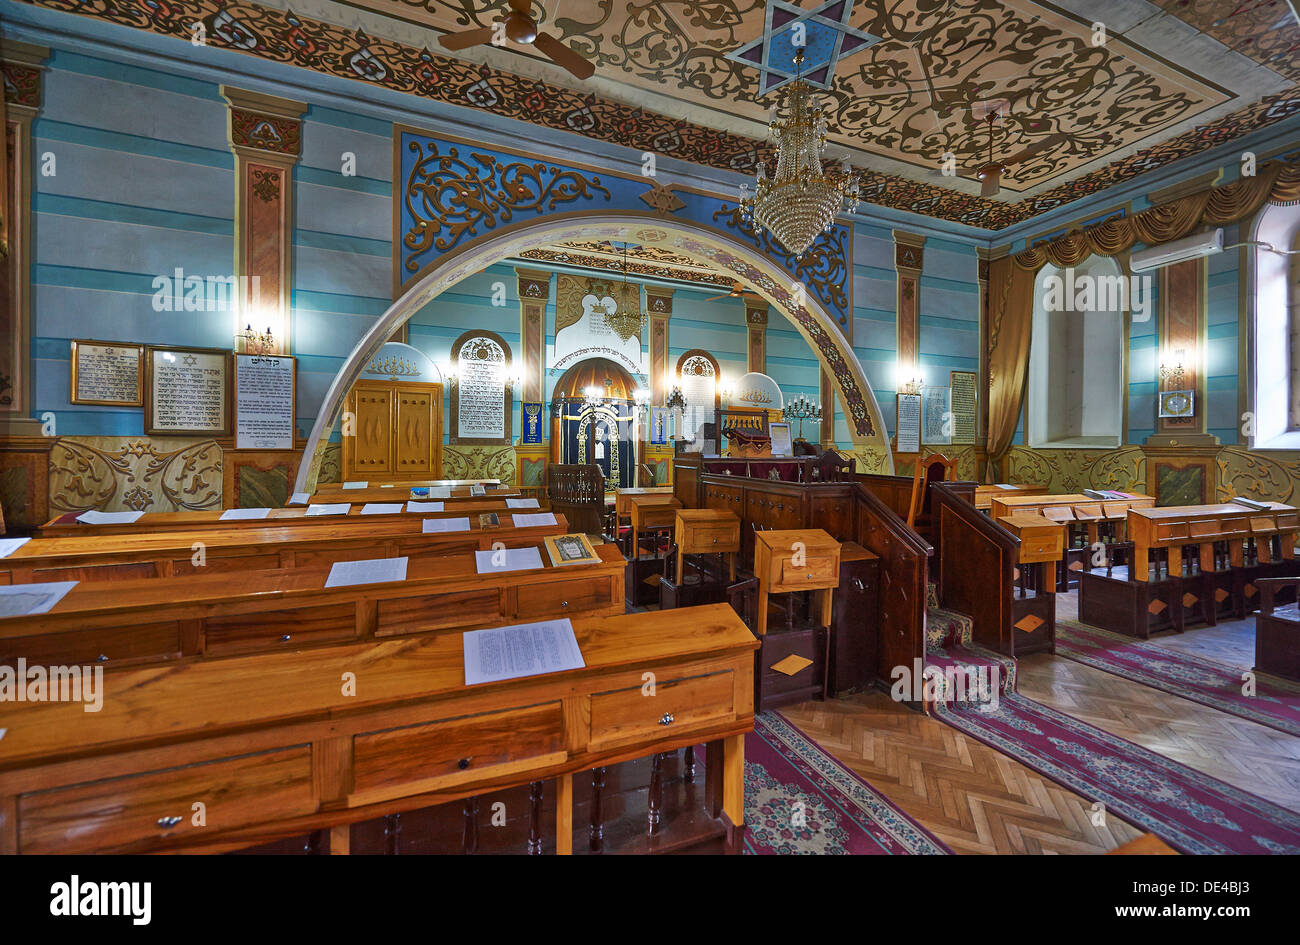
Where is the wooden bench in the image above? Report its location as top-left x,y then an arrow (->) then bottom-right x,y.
0,605 -> 757,854
0,543 -> 627,667
36,499 -> 533,538
1256,577 -> 1300,682
0,513 -> 571,585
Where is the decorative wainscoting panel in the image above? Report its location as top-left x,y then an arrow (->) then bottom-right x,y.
48,437 -> 223,514
442,445 -> 517,486
1002,446 -> 1147,494
1218,448 -> 1300,504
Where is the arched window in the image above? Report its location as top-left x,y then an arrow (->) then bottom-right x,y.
675,349 -> 719,445
1026,255 -> 1125,448
1250,203 -> 1300,448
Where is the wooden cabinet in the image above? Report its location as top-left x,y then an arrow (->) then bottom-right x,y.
753,529 -> 841,636
830,543 -> 880,695
343,380 -> 442,483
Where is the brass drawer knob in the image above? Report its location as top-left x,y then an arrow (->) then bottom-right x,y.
96,654 -> 108,662
281,634 -> 291,642
156,816 -> 182,829
457,757 -> 472,770
561,601 -> 569,608
659,713 -> 675,726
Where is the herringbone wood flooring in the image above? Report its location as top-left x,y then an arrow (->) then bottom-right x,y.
782,692 -> 1144,854
1017,653 -> 1300,812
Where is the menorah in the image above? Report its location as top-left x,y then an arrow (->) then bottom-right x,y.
783,394 -> 822,440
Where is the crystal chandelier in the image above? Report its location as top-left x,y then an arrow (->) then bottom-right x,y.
740,52 -> 860,259
605,244 -> 648,342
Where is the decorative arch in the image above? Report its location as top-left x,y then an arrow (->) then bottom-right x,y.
552,358 -> 637,401
294,212 -> 891,493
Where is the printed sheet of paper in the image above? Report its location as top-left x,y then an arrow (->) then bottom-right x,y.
288,492 -> 310,505
0,537 -> 32,559
407,501 -> 445,513
463,618 -> 585,686
506,498 -> 540,509
511,512 -> 558,528
423,517 -> 471,533
220,507 -> 271,521
342,481 -> 368,490
475,546 -> 544,573
306,503 -> 350,516
0,581 -> 78,617
324,556 -> 409,588
361,503 -> 403,515
75,510 -> 144,525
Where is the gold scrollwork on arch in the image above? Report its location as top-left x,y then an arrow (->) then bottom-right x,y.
403,141 -> 612,272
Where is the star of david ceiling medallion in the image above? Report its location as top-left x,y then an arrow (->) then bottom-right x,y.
726,0 -> 882,96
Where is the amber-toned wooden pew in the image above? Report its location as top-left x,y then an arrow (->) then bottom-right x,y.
0,605 -> 757,854
0,543 -> 626,667
1079,502 -> 1300,638
0,513 -> 570,585
310,484 -> 520,503
973,483 -> 1048,511
36,498 -> 535,538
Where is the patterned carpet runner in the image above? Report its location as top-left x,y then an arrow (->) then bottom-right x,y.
924,588 -> 1300,854
1056,617 -> 1300,738
742,713 -> 951,855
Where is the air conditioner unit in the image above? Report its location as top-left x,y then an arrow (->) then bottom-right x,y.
1129,228 -> 1223,272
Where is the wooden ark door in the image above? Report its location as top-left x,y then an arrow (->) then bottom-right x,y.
343,380 -> 442,482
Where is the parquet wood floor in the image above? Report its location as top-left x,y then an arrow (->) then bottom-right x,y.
781,692 -> 1144,854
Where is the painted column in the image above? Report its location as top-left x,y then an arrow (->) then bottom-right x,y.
975,247 -> 998,481
221,87 -> 307,356
515,268 -> 549,404
0,41 -> 47,437
893,230 -> 925,389
743,293 -> 767,375
646,286 -> 673,402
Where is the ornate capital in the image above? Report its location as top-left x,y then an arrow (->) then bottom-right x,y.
1,41 -> 49,111
646,287 -> 674,317
514,267 -> 551,301
893,230 -> 926,271
221,87 -> 307,158
744,293 -> 769,326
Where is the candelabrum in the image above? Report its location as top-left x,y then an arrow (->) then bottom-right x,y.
783,394 -> 822,440
236,323 -> 276,355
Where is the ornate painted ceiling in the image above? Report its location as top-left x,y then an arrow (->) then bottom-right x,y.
21,0 -> 1300,228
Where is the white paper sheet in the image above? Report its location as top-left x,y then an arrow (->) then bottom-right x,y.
305,503 -> 351,516
506,498 -> 540,509
0,537 -> 32,559
361,503 -> 403,515
0,581 -> 78,618
423,517 -> 471,533
324,556 -> 409,588
75,510 -> 144,525
288,492 -> 310,505
511,512 -> 558,528
406,501 -> 445,513
342,481 -> 368,490
475,546 -> 544,573
463,618 -> 585,686
220,507 -> 271,521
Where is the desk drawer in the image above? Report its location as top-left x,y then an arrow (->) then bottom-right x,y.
172,552 -> 282,576
19,746 -> 314,853
589,671 -> 735,750
0,622 -> 181,667
376,588 -> 501,637
350,702 -> 566,805
1155,522 -> 1189,541
205,603 -> 357,657
775,555 -> 838,590
687,524 -> 740,551
512,575 -> 614,619
1018,531 -> 1063,563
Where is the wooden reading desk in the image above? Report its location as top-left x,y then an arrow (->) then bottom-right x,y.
612,486 -> 675,521
37,499 -> 534,538
0,542 -> 627,666
0,513 -> 570,585
0,605 -> 758,854
1127,502 -> 1299,582
974,483 -> 1048,511
311,484 -> 520,503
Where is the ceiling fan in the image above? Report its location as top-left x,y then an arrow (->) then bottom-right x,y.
703,283 -> 745,302
966,111 -> 1067,197
438,0 -> 596,80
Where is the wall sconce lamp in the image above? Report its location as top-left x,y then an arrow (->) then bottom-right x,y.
1158,348 -> 1187,388
237,323 -> 276,355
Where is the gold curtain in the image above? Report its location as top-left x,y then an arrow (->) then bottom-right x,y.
985,256 -> 1036,478
0,81 -> 8,258
1012,160 -> 1300,271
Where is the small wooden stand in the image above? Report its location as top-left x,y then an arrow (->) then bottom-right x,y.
674,509 -> 740,585
752,529 -> 841,637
